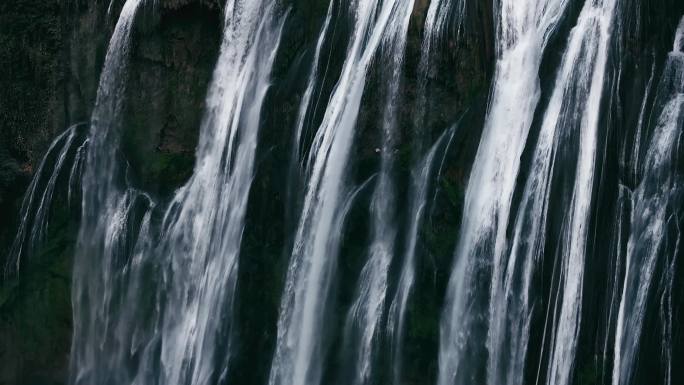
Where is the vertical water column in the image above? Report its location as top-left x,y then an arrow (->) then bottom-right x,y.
6,124 -> 84,276
542,2 -> 618,384
486,0 -> 620,383
387,127 -> 454,385
341,1 -> 414,385
438,0 -> 569,383
155,1 -> 285,384
387,2 -> 465,383
413,0 -> 466,150
290,2 -> 334,173
269,2 -> 408,385
612,16 -> 684,385
70,1 -> 145,382
285,1 -> 334,228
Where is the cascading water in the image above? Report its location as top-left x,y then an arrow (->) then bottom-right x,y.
70,0 -> 146,381
290,2 -> 334,173
625,60 -> 658,183
422,0 -> 464,48
4,1 -> 684,385
612,17 -> 684,385
339,2 -> 413,385
387,126 -> 454,385
438,0 -> 569,383
286,0 -> 334,220
155,4 -> 284,384
5,123 -> 85,276
541,3 -> 618,385
385,3 -> 465,383
480,0 -> 619,383
268,2 -> 409,385
412,0 -> 466,151
70,0 -> 285,384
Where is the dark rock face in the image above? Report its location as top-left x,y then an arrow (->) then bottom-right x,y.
122,2 -> 222,195
0,0 -> 68,251
0,0 -> 109,256
0,0 -> 65,171
0,2 -> 108,382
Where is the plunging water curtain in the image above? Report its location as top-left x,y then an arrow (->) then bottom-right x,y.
1,0 -> 683,385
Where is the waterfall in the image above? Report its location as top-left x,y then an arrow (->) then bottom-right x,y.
70,0 -> 286,383
290,2 -> 334,171
153,2 -> 285,384
340,2 -> 414,385
420,0 -> 467,76
612,17 -> 684,385
438,0 -> 569,383
384,3 -> 465,383
418,0 -> 468,67
471,0 -> 620,383
423,0 -> 464,47
541,2 -> 617,384
625,60 -> 657,183
70,0 -> 145,381
5,0 -> 684,384
5,123 -> 85,276
269,2 -> 409,385
286,1 -> 335,226
387,126 -> 454,385
67,139 -> 88,208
